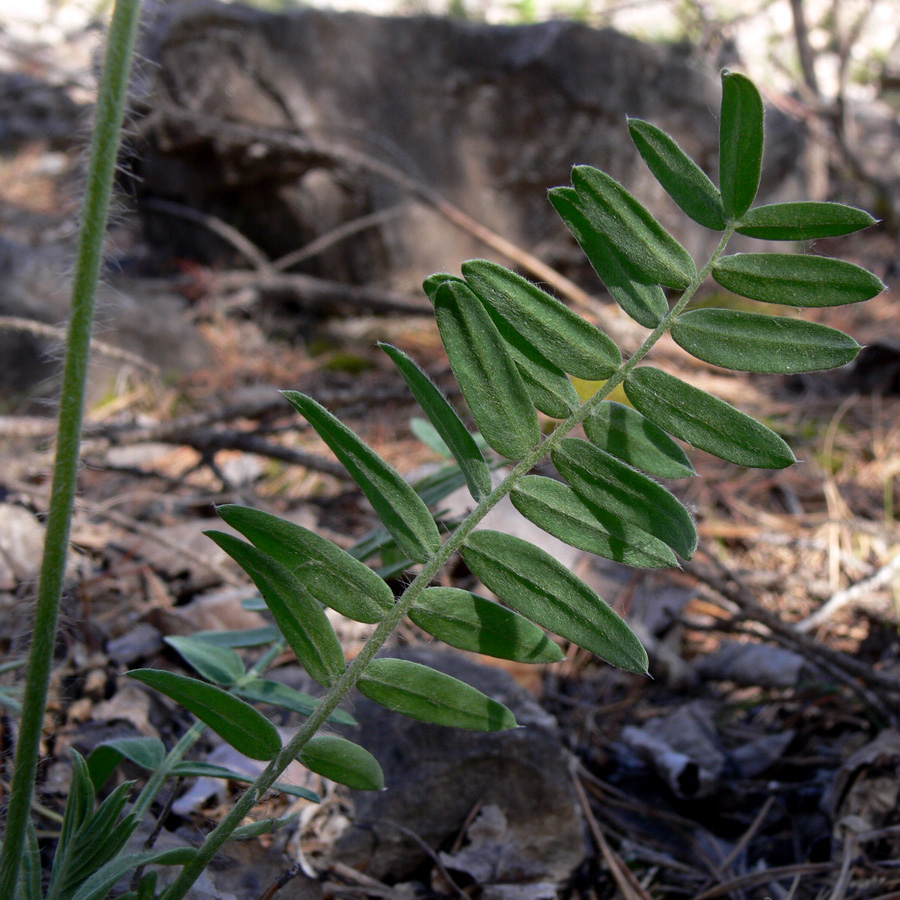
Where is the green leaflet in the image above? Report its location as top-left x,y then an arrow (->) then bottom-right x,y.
461,530 -> 648,674
87,737 -> 166,790
672,308 -> 861,374
736,201 -> 878,240
719,70 -> 764,220
70,849 -> 197,900
169,762 -> 320,802
357,657 -> 517,731
552,438 -> 697,560
410,586 -> 565,663
461,259 -> 622,380
549,187 -> 669,329
624,366 -> 796,469
584,401 -> 696,479
380,343 -> 492,502
128,669 -> 281,761
510,475 -> 678,569
571,165 -> 697,289
299,735 -> 385,791
229,812 -> 300,841
217,504 -> 393,624
713,253 -> 886,307
627,117 -> 727,231
423,272 -> 465,303
193,626 -> 283,648
207,532 -> 346,687
284,391 -> 441,564
233,676 -> 357,726
165,635 -> 246,686
434,280 -> 540,460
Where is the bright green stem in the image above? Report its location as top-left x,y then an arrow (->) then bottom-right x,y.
0,0 -> 142,893
161,225 -> 736,900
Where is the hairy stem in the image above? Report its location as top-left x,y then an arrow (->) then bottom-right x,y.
0,1 -> 142,892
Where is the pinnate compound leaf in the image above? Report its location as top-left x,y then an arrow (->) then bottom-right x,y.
510,476 -> 677,569
217,504 -> 393,624
128,669 -> 281,760
571,165 -> 697,289
672,308 -> 861,373
169,761 -> 320,802
552,438 -> 697,560
357,657 -> 517,731
165,635 -> 246,686
584,401 -> 695,479
713,253 -> 886,307
434,280 -> 540,460
736,201 -> 878,240
719,70 -> 764,219
461,259 -> 622,380
380,343 -> 492,501
624,366 -> 795,469
299,735 -> 385,791
627,117 -> 727,231
284,391 -> 441,563
461,530 -> 648,673
549,186 -> 668,328
234,676 -> 357,726
207,531 -> 345,686
87,737 -> 166,790
410,586 -> 565,663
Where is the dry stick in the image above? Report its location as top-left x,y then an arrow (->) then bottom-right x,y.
689,862 -> 837,900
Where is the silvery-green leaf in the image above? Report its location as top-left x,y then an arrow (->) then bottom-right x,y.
719,70 -> 764,219
552,438 -> 697,560
624,366 -> 795,469
736,201 -> 878,240
423,272 -> 465,303
207,531 -> 346,686
217,504 -> 393,624
672,308 -> 861,373
165,635 -> 246,686
234,677 -> 357,726
169,762 -> 320,801
87,737 -> 166,790
549,187 -> 668,328
461,259 -> 621,380
584,401 -> 695,479
192,625 -> 282,648
461,530 -> 648,673
284,392 -> 441,564
713,253 -> 886,307
571,165 -> 697,289
627,117 -> 726,231
128,669 -> 281,761
380,343 -> 492,501
410,586 -> 564,662
434,280 -> 540,460
299,735 -> 384,791
357,657 -> 517,731
510,475 -> 677,568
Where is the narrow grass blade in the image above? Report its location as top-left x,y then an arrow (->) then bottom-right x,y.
672,308 -> 861,373
552,438 -> 697,560
299,735 -> 385,791
584,401 -> 696,479
284,392 -> 441,563
462,259 -> 622,379
165,635 -> 246,686
410,586 -> 565,662
713,253 -> 886,307
549,186 -> 668,328
207,532 -> 346,687
624,366 -> 795,469
234,677 -> 357,726
380,343 -> 492,501
719,70 -> 764,219
510,475 -> 678,568
571,165 -> 697,289
358,657 -> 517,731
627,117 -> 726,230
736,201 -> 878,240
461,530 -> 648,673
434,280 -> 540,460
217,504 -> 393,624
128,669 -> 281,761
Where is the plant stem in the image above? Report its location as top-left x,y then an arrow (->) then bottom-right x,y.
160,225 -> 736,900
0,0 -> 142,893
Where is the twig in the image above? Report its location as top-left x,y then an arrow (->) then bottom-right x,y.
256,861 -> 303,900
689,862 -> 836,900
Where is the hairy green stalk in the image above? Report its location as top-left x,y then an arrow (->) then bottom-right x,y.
160,225 -> 736,900
0,0 -> 142,892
